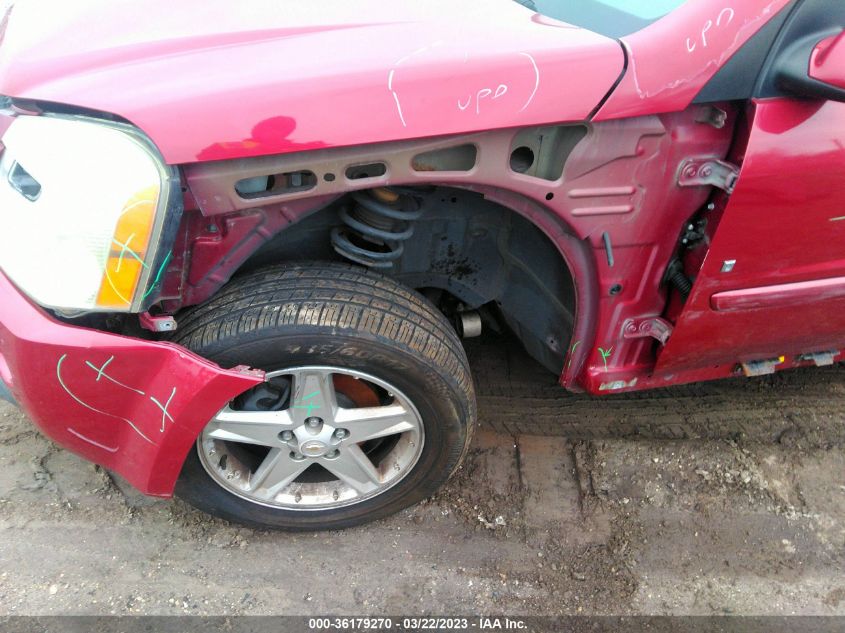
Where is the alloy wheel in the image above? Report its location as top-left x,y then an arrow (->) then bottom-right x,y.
197,366 -> 425,510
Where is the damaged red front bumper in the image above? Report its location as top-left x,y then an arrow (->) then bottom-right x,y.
0,271 -> 263,496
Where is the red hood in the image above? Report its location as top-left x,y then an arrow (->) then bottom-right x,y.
0,0 -> 624,164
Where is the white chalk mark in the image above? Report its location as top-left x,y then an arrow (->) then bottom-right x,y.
829,216 -> 845,222
459,85 -> 508,114
717,8 -> 735,26
688,9 -> 736,54
112,236 -> 147,269
389,41 -> 445,128
396,46 -> 428,67
90,356 -> 113,381
103,267 -> 133,305
476,88 -> 492,115
394,41 -> 443,68
120,199 -> 155,215
57,354 -> 155,445
391,91 -> 407,127
84,358 -> 146,395
150,387 -> 177,432
518,52 -> 540,112
388,71 -> 407,126
67,427 -> 119,453
701,20 -> 713,47
115,233 -> 135,273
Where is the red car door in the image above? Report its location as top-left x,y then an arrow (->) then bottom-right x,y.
657,2 -> 845,374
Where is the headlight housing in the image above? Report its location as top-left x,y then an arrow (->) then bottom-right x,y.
0,113 -> 180,313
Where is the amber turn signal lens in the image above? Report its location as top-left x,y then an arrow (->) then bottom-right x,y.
96,184 -> 160,309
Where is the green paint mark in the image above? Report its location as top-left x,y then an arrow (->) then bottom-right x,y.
115,233 -> 136,273
292,389 -> 322,416
567,340 -> 581,370
142,252 -> 173,300
598,346 -> 613,372
113,237 -> 149,269
292,400 -> 322,416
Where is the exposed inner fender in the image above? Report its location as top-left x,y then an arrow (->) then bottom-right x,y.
178,106 -> 735,395
466,184 -> 598,386
238,186 -> 582,376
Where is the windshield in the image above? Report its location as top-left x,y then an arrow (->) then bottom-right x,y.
516,0 -> 690,38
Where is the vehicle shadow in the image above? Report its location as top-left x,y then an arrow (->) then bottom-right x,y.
466,336 -> 845,445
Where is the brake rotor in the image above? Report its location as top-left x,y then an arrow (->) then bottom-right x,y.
332,373 -> 381,407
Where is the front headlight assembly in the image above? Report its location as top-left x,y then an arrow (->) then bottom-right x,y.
0,113 -> 181,314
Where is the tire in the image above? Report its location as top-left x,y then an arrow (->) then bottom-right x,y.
171,262 -> 476,530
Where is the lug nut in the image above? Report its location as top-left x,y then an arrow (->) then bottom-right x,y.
279,430 -> 294,441
290,451 -> 305,460
325,449 -> 340,459
306,417 -> 322,428
334,429 -> 348,440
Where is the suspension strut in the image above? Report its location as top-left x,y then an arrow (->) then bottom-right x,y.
331,187 -> 423,268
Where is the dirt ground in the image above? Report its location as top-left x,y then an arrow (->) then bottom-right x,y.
0,339 -> 843,616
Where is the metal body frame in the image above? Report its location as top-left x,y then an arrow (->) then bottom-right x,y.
178,105 -> 732,392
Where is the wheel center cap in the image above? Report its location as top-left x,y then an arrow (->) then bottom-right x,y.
300,440 -> 329,457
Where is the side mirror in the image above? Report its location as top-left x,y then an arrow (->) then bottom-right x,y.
809,32 -> 845,91
776,29 -> 845,102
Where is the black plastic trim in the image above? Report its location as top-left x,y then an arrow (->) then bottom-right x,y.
139,167 -> 184,311
774,32 -> 845,102
693,0 -> 798,104
588,40 -> 629,120
756,0 -> 845,99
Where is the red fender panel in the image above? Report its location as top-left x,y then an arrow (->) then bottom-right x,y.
0,272 -> 263,496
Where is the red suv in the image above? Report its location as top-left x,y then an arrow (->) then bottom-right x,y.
0,0 -> 843,530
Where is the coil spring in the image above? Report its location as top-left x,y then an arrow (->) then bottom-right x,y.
669,268 -> 693,299
331,187 -> 423,268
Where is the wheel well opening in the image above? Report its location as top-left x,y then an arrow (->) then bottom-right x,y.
238,186 -> 576,374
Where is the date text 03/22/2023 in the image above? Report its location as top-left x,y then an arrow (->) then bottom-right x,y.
307,617 -> 529,630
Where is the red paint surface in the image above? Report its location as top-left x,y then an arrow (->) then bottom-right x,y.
711,276 -> 845,312
657,99 -> 845,373
570,108 -> 736,393
595,0 -> 793,121
0,271 -> 263,495
0,0 -> 624,164
180,107 -> 737,392
810,32 -> 845,90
